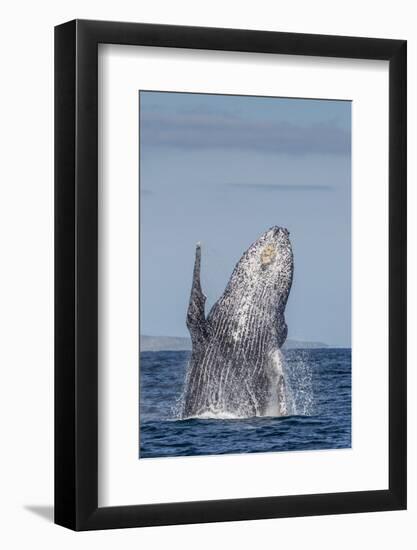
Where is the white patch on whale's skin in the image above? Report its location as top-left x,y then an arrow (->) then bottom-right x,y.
182,226 -> 294,419
264,349 -> 293,417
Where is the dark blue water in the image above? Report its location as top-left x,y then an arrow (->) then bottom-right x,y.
139,348 -> 351,458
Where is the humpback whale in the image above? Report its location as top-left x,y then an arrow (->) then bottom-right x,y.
181,226 -> 294,419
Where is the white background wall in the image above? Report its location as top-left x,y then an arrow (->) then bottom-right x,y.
0,1 -> 415,548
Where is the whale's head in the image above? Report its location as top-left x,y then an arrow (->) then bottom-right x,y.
230,226 -> 294,309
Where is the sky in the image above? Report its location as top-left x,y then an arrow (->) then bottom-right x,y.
139,91 -> 351,347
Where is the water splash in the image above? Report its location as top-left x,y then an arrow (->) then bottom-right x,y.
184,408 -> 247,420
285,350 -> 314,416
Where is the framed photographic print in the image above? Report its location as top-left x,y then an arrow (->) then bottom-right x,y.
55,20 -> 406,530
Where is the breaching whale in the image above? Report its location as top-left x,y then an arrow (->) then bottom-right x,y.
181,226 -> 294,419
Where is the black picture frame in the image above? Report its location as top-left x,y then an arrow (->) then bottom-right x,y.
55,19 -> 407,531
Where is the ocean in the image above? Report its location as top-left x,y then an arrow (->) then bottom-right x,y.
139,348 -> 351,458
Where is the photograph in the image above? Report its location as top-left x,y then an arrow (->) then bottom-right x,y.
139,91 -> 352,459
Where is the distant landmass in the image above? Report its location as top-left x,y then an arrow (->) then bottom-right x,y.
140,335 -> 329,352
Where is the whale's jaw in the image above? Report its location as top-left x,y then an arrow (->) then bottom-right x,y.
182,227 -> 294,419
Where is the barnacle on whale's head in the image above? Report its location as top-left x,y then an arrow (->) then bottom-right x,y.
260,244 -> 277,266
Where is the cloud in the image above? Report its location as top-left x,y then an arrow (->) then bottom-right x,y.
140,110 -> 350,155
225,183 -> 333,192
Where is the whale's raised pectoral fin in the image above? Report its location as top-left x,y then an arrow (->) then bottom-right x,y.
186,243 -> 209,347
274,298 -> 288,349
277,318 -> 288,349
